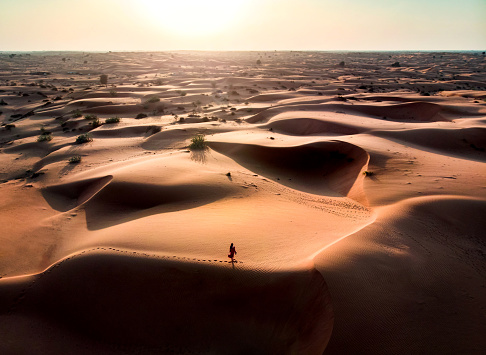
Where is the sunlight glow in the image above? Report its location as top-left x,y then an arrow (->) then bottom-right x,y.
138,0 -> 247,37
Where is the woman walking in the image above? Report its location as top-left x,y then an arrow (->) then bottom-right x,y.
228,243 -> 237,262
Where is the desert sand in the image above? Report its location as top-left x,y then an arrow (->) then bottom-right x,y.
0,51 -> 485,354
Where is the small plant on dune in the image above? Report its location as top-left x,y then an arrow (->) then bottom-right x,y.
363,171 -> 374,177
105,117 -> 120,124
146,96 -> 160,103
72,109 -> 82,118
75,133 -> 92,144
100,74 -> 108,86
109,89 -> 117,97
5,123 -> 15,130
84,114 -> 98,120
69,155 -> 82,164
135,113 -> 148,119
37,134 -> 52,142
40,126 -> 51,135
189,134 -> 207,150
91,118 -> 102,128
146,125 -> 161,135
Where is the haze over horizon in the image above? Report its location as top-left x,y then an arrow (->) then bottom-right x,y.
1,0 -> 485,52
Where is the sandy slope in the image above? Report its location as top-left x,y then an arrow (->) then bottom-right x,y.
1,51 -> 485,354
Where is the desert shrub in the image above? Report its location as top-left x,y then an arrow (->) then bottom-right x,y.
339,61 -> 345,67
5,124 -> 15,130
256,59 -> 262,65
189,134 -> 207,150
146,125 -> 161,135
391,62 -> 400,67
0,99 -> 8,105
75,133 -> 92,144
109,90 -> 117,97
37,134 -> 52,142
135,113 -> 148,119
146,96 -> 160,103
105,117 -> 120,124
100,74 -> 108,85
72,109 -> 82,118
40,127 -> 51,134
69,155 -> 82,164
85,114 -> 98,120
91,118 -> 102,128
363,171 -> 374,176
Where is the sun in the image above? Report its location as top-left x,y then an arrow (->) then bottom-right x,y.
138,0 -> 247,37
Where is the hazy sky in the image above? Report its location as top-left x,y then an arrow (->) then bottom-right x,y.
1,0 -> 485,51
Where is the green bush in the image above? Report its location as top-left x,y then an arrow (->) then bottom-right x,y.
84,114 -> 98,120
69,155 -> 82,164
91,118 -> 102,128
72,109 -> 82,118
100,74 -> 108,85
37,134 -> 52,142
189,134 -> 207,150
75,133 -> 92,144
40,127 -> 51,134
146,125 -> 161,135
105,117 -> 120,124
135,113 -> 148,119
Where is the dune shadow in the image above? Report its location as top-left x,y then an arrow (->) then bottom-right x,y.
190,148 -> 210,164
0,253 -> 333,354
81,181 -> 232,230
208,140 -> 369,198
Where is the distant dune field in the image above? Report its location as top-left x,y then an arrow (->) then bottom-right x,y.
0,51 -> 485,354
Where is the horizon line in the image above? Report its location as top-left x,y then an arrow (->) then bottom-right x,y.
2,49 -> 485,53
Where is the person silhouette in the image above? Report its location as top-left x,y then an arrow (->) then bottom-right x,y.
228,243 -> 237,262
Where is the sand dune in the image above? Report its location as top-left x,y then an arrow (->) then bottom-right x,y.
209,140 -> 369,199
0,252 -> 333,354
316,195 -> 486,354
375,126 -> 486,161
264,117 -> 363,136
1,51 -> 485,354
